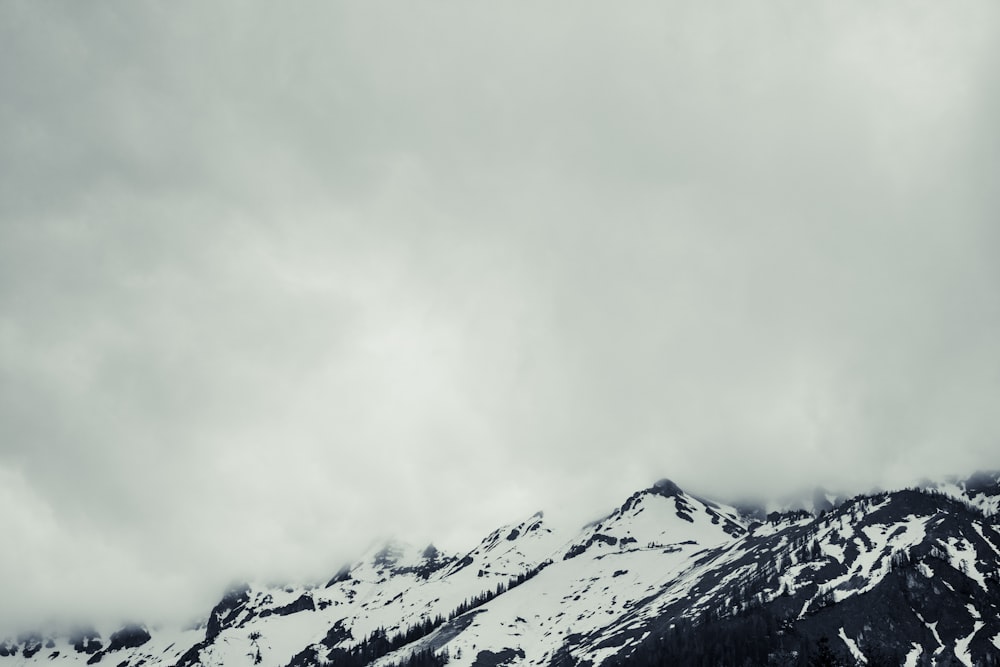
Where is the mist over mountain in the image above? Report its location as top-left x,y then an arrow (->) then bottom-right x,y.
3,472 -> 1000,667
2,2 -> 999,664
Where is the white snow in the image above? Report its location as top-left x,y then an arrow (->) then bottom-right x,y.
820,514 -> 926,604
4,480 -> 1000,667
838,628 -> 866,664
903,643 -> 922,667
973,522 -> 1000,558
941,536 -> 989,592
821,540 -> 845,564
954,621 -> 983,667
930,477 -> 1000,516
928,622 -> 943,658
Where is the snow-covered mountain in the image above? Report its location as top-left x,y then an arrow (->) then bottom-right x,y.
3,474 -> 1000,667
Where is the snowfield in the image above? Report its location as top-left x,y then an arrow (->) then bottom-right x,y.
3,474 -> 1000,667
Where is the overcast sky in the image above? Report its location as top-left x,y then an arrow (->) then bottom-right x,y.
2,1 -> 999,631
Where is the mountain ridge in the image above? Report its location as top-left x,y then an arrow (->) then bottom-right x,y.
3,473 -> 999,667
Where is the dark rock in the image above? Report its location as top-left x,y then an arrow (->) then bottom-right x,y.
260,594 -> 315,618
448,554 -> 475,574
325,564 -> 352,587
173,641 -> 205,667
965,470 -> 1000,497
107,625 -> 151,652
651,478 -> 682,497
70,628 -> 103,655
206,583 -> 251,642
471,647 -> 525,667
373,545 -> 401,567
20,634 -> 42,659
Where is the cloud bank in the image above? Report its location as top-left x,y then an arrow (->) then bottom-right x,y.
1,1 -> 998,629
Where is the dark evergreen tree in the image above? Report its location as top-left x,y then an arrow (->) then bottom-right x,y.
808,636 -> 842,667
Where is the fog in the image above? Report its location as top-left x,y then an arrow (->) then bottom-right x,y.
1,1 -> 998,630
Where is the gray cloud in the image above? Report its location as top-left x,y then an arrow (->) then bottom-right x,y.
1,1 -> 998,630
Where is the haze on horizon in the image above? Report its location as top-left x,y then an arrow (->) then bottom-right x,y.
1,1 -> 998,631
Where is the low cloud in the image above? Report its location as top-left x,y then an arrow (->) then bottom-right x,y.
1,1 -> 998,630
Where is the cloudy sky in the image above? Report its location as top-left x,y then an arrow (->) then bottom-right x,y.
2,1 -> 998,630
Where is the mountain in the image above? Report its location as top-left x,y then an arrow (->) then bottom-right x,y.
2,474 -> 1000,667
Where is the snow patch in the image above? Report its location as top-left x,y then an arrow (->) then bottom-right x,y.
838,628 -> 866,664
903,643 -> 922,667
954,621 -> 983,667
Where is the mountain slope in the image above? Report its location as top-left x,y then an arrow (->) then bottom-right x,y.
3,474 -> 999,667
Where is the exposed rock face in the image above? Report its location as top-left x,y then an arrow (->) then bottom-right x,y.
106,625 -> 151,652
3,472 -> 1000,667
651,478 -> 682,496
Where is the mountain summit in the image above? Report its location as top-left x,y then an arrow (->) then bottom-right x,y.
3,474 -> 1000,667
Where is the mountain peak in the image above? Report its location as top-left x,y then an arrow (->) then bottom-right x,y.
7,476 -> 1000,667
964,469 -> 1000,497
650,478 -> 682,496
